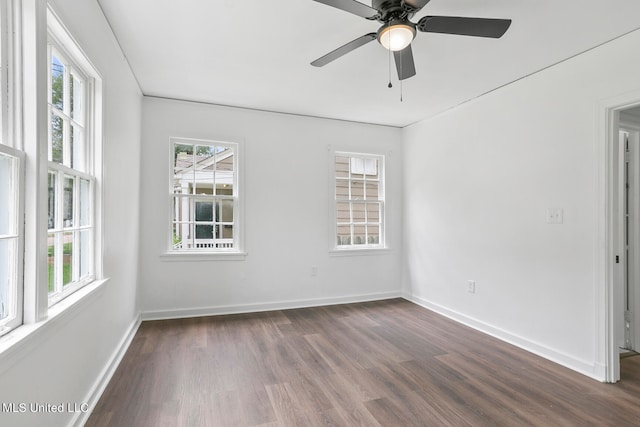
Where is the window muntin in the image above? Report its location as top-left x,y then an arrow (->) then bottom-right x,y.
335,152 -> 385,249
47,36 -> 95,304
171,140 -> 238,252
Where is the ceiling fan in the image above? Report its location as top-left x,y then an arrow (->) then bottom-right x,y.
311,0 -> 512,80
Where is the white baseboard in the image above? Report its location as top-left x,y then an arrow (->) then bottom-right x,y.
142,291 -> 402,321
71,313 -> 142,427
403,293 -> 606,382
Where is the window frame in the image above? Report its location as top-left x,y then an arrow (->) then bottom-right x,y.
330,149 -> 387,254
0,0 -> 24,336
0,144 -> 24,336
164,137 -> 245,260
46,8 -> 101,306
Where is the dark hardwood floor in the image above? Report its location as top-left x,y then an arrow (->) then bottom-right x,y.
87,299 -> 640,426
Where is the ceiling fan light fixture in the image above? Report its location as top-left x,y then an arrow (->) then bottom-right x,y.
377,21 -> 416,51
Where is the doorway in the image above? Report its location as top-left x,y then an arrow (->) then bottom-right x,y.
619,110 -> 640,355
609,105 -> 640,381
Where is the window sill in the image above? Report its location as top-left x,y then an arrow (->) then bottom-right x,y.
0,278 -> 109,375
160,251 -> 248,262
329,247 -> 392,257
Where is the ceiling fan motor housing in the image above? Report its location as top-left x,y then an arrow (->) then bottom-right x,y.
371,0 -> 415,22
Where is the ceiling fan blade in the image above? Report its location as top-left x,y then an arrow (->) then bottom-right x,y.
312,0 -> 380,19
393,45 -> 416,80
417,16 -> 512,38
401,0 -> 431,12
311,33 -> 377,67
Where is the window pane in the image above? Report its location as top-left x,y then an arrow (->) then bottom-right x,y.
62,231 -> 73,286
353,225 -> 366,245
70,72 -> 84,123
220,199 -> 234,223
368,224 -> 380,244
195,201 -> 213,222
336,156 -> 349,178
69,122 -> 74,169
220,225 -> 233,241
216,147 -> 234,171
195,145 -> 216,195
351,157 -> 378,177
181,223 -> 194,249
0,238 -> 14,321
367,203 -> 380,223
51,54 -> 64,110
215,147 -> 234,195
350,157 -> 363,177
367,159 -> 379,179
173,222 -> 196,249
51,113 -> 63,164
350,180 -> 364,200
79,229 -> 90,279
79,179 -> 90,226
195,224 -> 214,239
71,124 -> 85,172
172,223 -> 184,250
365,181 -> 379,200
48,233 -> 56,292
0,153 -> 15,235
352,202 -> 365,223
336,202 -> 350,224
172,196 -> 193,224
217,183 -> 233,195
174,144 -> 194,195
336,180 -> 349,199
63,176 -> 74,227
48,171 -> 57,230
337,225 -> 351,246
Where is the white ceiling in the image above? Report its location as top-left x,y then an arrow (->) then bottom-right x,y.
97,0 -> 640,127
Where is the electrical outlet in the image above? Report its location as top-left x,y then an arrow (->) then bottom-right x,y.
311,266 -> 318,276
546,208 -> 563,224
468,280 -> 475,294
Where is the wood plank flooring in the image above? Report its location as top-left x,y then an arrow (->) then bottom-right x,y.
87,299 -> 640,426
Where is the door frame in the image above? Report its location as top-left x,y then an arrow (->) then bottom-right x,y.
600,91 -> 640,383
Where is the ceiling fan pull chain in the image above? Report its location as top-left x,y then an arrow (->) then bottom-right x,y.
387,44 -> 392,88
400,49 -> 403,102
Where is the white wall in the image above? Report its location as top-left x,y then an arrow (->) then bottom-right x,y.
403,29 -> 640,380
0,1 -> 142,426
8,6 -> 640,426
139,97 -> 403,317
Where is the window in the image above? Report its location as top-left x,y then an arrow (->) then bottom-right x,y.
0,3 -> 103,339
0,146 -> 23,335
46,19 -> 99,304
0,0 -> 23,336
333,152 -> 385,249
170,138 -> 240,252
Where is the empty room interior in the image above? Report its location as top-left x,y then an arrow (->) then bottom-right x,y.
2,0 -> 640,425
